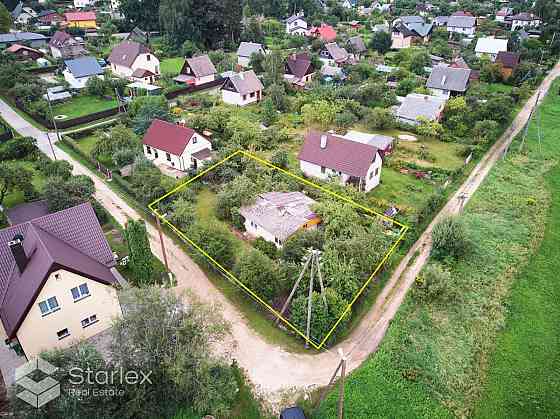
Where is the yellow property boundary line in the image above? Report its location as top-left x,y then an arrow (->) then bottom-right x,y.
149,150 -> 409,350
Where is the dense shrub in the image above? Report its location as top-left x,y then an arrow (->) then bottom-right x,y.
235,249 -> 280,301
431,216 -> 471,260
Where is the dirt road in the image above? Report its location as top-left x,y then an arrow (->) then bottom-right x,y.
1,61 -> 558,397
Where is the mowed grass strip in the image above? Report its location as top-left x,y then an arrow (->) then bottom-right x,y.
315,82 -> 560,418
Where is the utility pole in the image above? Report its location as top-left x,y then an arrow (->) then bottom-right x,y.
337,349 -> 347,419
519,91 -> 542,153
155,215 -> 170,272
45,93 -> 58,160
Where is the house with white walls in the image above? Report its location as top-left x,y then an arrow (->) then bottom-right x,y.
174,55 -> 217,85
236,42 -> 266,67
73,0 -> 95,7
142,119 -> 212,172
298,131 -> 382,192
475,37 -> 509,61
426,65 -> 471,98
508,12 -> 541,31
239,192 -> 320,248
446,15 -> 476,36
62,56 -> 104,89
285,12 -> 308,35
220,70 -> 264,106
108,40 -> 160,83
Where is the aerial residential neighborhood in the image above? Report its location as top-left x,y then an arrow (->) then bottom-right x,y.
0,0 -> 558,418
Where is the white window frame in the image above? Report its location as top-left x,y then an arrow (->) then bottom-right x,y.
71,283 -> 90,302
38,296 -> 60,316
81,314 -> 98,328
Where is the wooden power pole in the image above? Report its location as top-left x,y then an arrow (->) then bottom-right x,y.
337,349 -> 347,419
155,215 -> 170,272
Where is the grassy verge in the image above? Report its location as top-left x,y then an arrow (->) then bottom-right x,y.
472,83 -> 560,418
314,81 -> 560,418
51,95 -> 118,119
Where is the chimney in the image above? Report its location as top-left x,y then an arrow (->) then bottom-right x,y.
9,238 -> 28,273
320,134 -> 328,149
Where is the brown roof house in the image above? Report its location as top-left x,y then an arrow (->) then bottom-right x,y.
48,31 -> 86,59
496,51 -> 520,79
174,55 -> 217,86
221,70 -> 264,106
298,131 -> 383,192
391,19 -> 434,49
346,35 -> 367,59
319,42 -> 351,66
108,40 -> 160,83
0,203 -> 123,359
5,44 -> 43,61
239,192 -> 320,248
284,52 -> 315,87
142,119 -> 212,172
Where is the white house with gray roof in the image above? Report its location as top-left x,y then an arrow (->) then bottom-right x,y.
221,70 -> 264,106
285,13 -> 308,35
447,15 -> 476,36
239,192 -> 320,247
475,37 -> 508,61
395,93 -> 447,126
63,56 -> 104,89
237,42 -> 266,67
426,65 -> 471,98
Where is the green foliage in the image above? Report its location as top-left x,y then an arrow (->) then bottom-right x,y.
235,249 -> 279,301
413,262 -> 454,303
431,216 -> 470,260
85,76 -> 107,97
260,97 -> 277,126
191,223 -> 236,270
0,161 -> 34,206
43,175 -> 95,212
480,62 -> 503,83
364,107 -> 395,130
37,159 -> 73,179
216,175 -> 258,225
302,100 -> 342,129
370,31 -> 391,54
125,219 -> 155,285
169,197 -> 196,230
91,123 -> 139,160
472,120 -> 499,145
266,82 -> 288,111
252,237 -> 278,259
0,136 -> 37,160
290,288 -> 350,344
0,2 -> 11,32
281,228 -> 325,263
416,117 -> 444,138
396,77 -> 419,96
129,95 -> 172,135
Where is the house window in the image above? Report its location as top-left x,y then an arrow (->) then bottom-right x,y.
147,54 -> 151,61
146,145 -> 152,154
243,94 -> 247,100
155,65 -> 159,73
166,152 -> 171,161
71,283 -> 90,302
321,166 -> 326,174
250,92 -> 255,98
192,137 -> 197,144
81,314 -> 98,328
274,237 -> 281,245
154,151 -> 159,158
56,328 -> 70,340
375,167 -> 379,176
38,297 -> 59,316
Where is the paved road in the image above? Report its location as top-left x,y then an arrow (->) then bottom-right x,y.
1,61 -> 559,399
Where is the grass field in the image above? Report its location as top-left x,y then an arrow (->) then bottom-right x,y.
161,57 -> 185,75
51,95 -> 118,119
314,81 -> 560,418
472,80 -> 560,419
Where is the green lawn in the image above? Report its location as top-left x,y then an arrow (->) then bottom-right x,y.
472,80 -> 560,419
3,161 -> 46,208
315,81 -> 560,418
51,95 -> 118,119
161,57 -> 185,76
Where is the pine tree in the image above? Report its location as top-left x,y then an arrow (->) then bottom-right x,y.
125,219 -> 155,285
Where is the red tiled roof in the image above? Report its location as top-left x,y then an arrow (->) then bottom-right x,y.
65,11 -> 96,21
310,24 -> 337,42
142,119 -> 197,156
298,131 -> 379,177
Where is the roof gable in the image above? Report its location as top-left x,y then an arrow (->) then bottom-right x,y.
426,65 -> 471,92
64,56 -> 103,78
182,55 -> 217,78
237,42 -> 264,58
286,53 -> 314,79
298,131 -> 379,177
142,119 -> 197,156
223,70 -> 264,95
108,40 -> 150,68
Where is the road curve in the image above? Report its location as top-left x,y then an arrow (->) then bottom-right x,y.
1,61 -> 558,397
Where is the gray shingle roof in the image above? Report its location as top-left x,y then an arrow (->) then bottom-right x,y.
426,65 -> 471,92
239,192 -> 317,241
347,35 -> 366,53
64,56 -> 104,78
224,70 -> 263,95
447,15 -> 476,28
0,32 -> 46,43
183,55 -> 217,78
324,42 -> 349,62
237,42 -> 264,58
108,40 -> 150,68
396,93 -> 447,122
